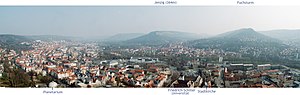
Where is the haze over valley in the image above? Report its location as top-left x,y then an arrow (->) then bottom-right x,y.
1,7 -> 300,88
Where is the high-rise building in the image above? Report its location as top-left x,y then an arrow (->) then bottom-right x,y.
219,56 -> 223,63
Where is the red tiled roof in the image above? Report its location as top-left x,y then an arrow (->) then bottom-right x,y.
266,70 -> 279,73
109,68 -> 117,70
135,69 -> 144,73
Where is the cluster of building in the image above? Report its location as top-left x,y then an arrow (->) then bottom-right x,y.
0,48 -> 18,78
114,43 -> 241,61
0,41 -> 182,88
0,48 -> 3,77
1,40 -> 300,88
170,55 -> 300,88
0,62 -> 3,78
220,63 -> 300,88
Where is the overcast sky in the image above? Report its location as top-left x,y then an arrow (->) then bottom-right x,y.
1,6 -> 300,37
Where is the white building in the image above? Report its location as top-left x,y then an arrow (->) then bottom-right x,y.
0,65 -> 3,78
129,57 -> 159,63
0,71 -> 2,78
219,57 -> 223,63
257,64 -> 271,70
49,81 -> 58,88
109,60 -> 119,66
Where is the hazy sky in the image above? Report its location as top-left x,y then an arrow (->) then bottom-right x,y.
1,6 -> 300,37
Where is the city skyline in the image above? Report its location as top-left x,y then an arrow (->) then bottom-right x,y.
1,6 -> 300,38
1,6 -> 300,89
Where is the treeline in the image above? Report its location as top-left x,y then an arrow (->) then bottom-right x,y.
1,62 -> 34,87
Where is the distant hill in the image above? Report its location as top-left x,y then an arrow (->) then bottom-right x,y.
0,34 -> 33,51
259,29 -> 300,40
0,34 -> 30,43
26,35 -> 80,41
104,33 -> 145,42
215,28 -> 281,42
188,28 -> 288,51
259,29 -> 300,47
124,31 -> 203,45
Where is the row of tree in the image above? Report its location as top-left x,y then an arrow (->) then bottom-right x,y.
1,62 -> 34,87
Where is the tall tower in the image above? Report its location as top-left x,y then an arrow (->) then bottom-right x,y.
219,56 -> 223,63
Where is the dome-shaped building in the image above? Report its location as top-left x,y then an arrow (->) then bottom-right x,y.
49,81 -> 58,88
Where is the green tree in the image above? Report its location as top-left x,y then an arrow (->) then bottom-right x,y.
40,76 -> 53,86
